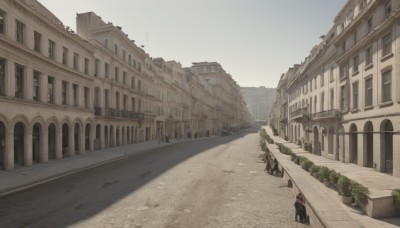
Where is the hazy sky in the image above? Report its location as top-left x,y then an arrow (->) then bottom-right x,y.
38,0 -> 347,88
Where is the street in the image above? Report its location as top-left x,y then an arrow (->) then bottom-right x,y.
0,128 -> 300,228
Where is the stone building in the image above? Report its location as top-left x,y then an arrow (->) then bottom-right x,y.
240,86 -> 276,122
270,0 -> 400,177
190,62 -> 248,131
0,0 -> 250,170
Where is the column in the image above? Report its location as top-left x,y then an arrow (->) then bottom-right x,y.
79,127 -> 85,154
4,132 -> 14,170
24,131 -> 32,166
68,125 -> 74,156
41,130 -> 49,163
55,129 -> 62,159
6,60 -> 15,97
100,124 -> 105,150
25,67 -> 33,100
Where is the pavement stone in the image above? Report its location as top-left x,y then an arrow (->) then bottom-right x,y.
0,137 -> 211,198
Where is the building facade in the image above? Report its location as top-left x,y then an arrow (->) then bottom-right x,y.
270,0 -> 400,177
240,86 -> 276,122
0,0 -> 250,170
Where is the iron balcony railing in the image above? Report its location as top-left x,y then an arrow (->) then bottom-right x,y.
310,109 -> 340,120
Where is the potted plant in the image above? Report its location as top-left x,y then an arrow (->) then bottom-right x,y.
338,175 -> 352,204
319,166 -> 331,186
351,182 -> 369,205
392,189 -> 400,213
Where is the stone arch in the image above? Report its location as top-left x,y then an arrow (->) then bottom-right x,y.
46,116 -> 60,132
349,124 -> 358,164
11,115 -> 30,132
380,119 -> 393,173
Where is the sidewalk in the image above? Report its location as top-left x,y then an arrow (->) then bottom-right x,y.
264,126 -> 400,228
0,137 -> 205,198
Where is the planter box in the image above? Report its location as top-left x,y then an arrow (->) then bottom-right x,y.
342,195 -> 353,205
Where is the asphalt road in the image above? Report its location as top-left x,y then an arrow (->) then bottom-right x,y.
0,128 -> 303,228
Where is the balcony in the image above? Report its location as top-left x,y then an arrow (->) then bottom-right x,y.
105,108 -> 116,118
131,112 -> 145,121
290,108 -> 309,122
94,107 -> 102,116
310,109 -> 340,121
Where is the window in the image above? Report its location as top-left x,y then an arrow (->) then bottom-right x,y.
62,81 -> 67,105
353,30 -> 357,45
365,46 -> 372,66
116,92 -> 120,110
330,66 -> 334,82
48,77 -> 54,104
33,71 -> 40,101
115,67 -> 119,81
105,63 -> 109,78
123,95 -> 127,110
0,9 -> 5,34
138,63 -> 141,72
131,97 -> 136,112
132,59 -> 136,69
320,72 -> 324,87
382,32 -> 392,57
340,85 -> 346,111
131,76 -> 135,89
94,59 -> 99,77
123,50 -> 126,61
48,40 -> 55,59
104,39 -> 108,48
353,55 -> 359,73
123,71 -> 127,84
34,31 -> 41,53
321,92 -> 324,112
330,89 -> 334,109
310,80 -> 312,92
367,17 -> 373,33
15,64 -> 24,98
365,77 -> 373,107
352,81 -> 358,110
382,70 -> 392,103
15,20 -> 25,44
73,52 -> 79,70
62,47 -> 68,65
138,80 -> 141,91
128,55 -> 131,64
84,58 -> 89,75
73,84 -> 78,106
0,58 -> 5,96
341,41 -> 346,53
114,44 -> 118,55
314,96 -> 317,113
339,62 -> 349,79
84,87 -> 89,108
138,99 -> 142,112
385,1 -> 392,18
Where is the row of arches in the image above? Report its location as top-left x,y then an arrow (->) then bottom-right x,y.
0,115 -> 142,170
348,120 -> 393,173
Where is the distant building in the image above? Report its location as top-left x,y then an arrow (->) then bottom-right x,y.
240,87 -> 276,122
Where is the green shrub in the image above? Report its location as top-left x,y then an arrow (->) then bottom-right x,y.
350,182 -> 369,203
298,156 -> 308,165
338,175 -> 351,197
301,160 -> 314,171
329,170 -> 339,184
309,165 -> 321,174
318,166 -> 330,181
392,189 -> 400,209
